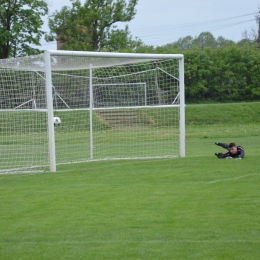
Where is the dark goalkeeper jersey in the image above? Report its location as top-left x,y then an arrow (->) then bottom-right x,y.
218,146 -> 245,159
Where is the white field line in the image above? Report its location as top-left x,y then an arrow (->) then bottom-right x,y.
205,173 -> 260,184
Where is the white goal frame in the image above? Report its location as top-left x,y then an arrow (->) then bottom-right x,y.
44,50 -> 185,172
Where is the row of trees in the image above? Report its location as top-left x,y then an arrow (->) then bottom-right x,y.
164,32 -> 251,51
3,0 -> 257,56
46,0 -> 141,52
0,0 -> 142,58
184,44 -> 260,102
1,0 -> 260,102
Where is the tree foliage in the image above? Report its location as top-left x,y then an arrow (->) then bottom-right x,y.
46,0 -> 140,51
133,34 -> 260,103
184,44 -> 260,103
0,0 -> 48,58
133,30 -> 260,103
164,32 -> 236,51
193,32 -> 217,49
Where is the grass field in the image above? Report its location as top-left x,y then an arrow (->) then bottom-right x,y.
1,102 -> 260,259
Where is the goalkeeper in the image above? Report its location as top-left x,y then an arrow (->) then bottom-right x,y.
214,142 -> 245,159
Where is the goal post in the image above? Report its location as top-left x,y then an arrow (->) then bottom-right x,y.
45,50 -> 185,172
179,56 -> 185,158
0,50 -> 185,173
45,50 -> 56,172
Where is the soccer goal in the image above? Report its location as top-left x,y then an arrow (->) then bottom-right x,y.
0,51 -> 185,173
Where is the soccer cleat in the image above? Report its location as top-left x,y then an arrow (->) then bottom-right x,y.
215,152 -> 219,157
215,142 -> 219,145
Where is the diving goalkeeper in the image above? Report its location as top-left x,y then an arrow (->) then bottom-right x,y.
214,142 -> 245,159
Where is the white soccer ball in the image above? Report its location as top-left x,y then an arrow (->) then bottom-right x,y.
53,117 -> 61,126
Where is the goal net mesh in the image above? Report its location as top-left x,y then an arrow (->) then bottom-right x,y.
0,68 -> 48,173
0,53 -> 181,173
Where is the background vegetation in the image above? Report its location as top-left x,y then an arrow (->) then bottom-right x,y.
0,0 -> 48,58
1,1 -> 260,103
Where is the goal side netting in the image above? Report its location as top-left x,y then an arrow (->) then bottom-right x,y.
0,51 -> 185,173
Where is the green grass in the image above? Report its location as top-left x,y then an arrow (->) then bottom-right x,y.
1,102 -> 260,259
185,102 -> 260,125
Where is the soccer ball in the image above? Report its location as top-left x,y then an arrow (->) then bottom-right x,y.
53,117 -> 61,126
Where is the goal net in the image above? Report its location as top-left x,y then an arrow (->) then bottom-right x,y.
0,51 -> 185,173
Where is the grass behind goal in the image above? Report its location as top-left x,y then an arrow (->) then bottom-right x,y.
0,102 -> 260,259
0,107 -> 180,172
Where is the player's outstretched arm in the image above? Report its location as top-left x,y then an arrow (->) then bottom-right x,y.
215,142 -> 229,149
215,152 -> 232,159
